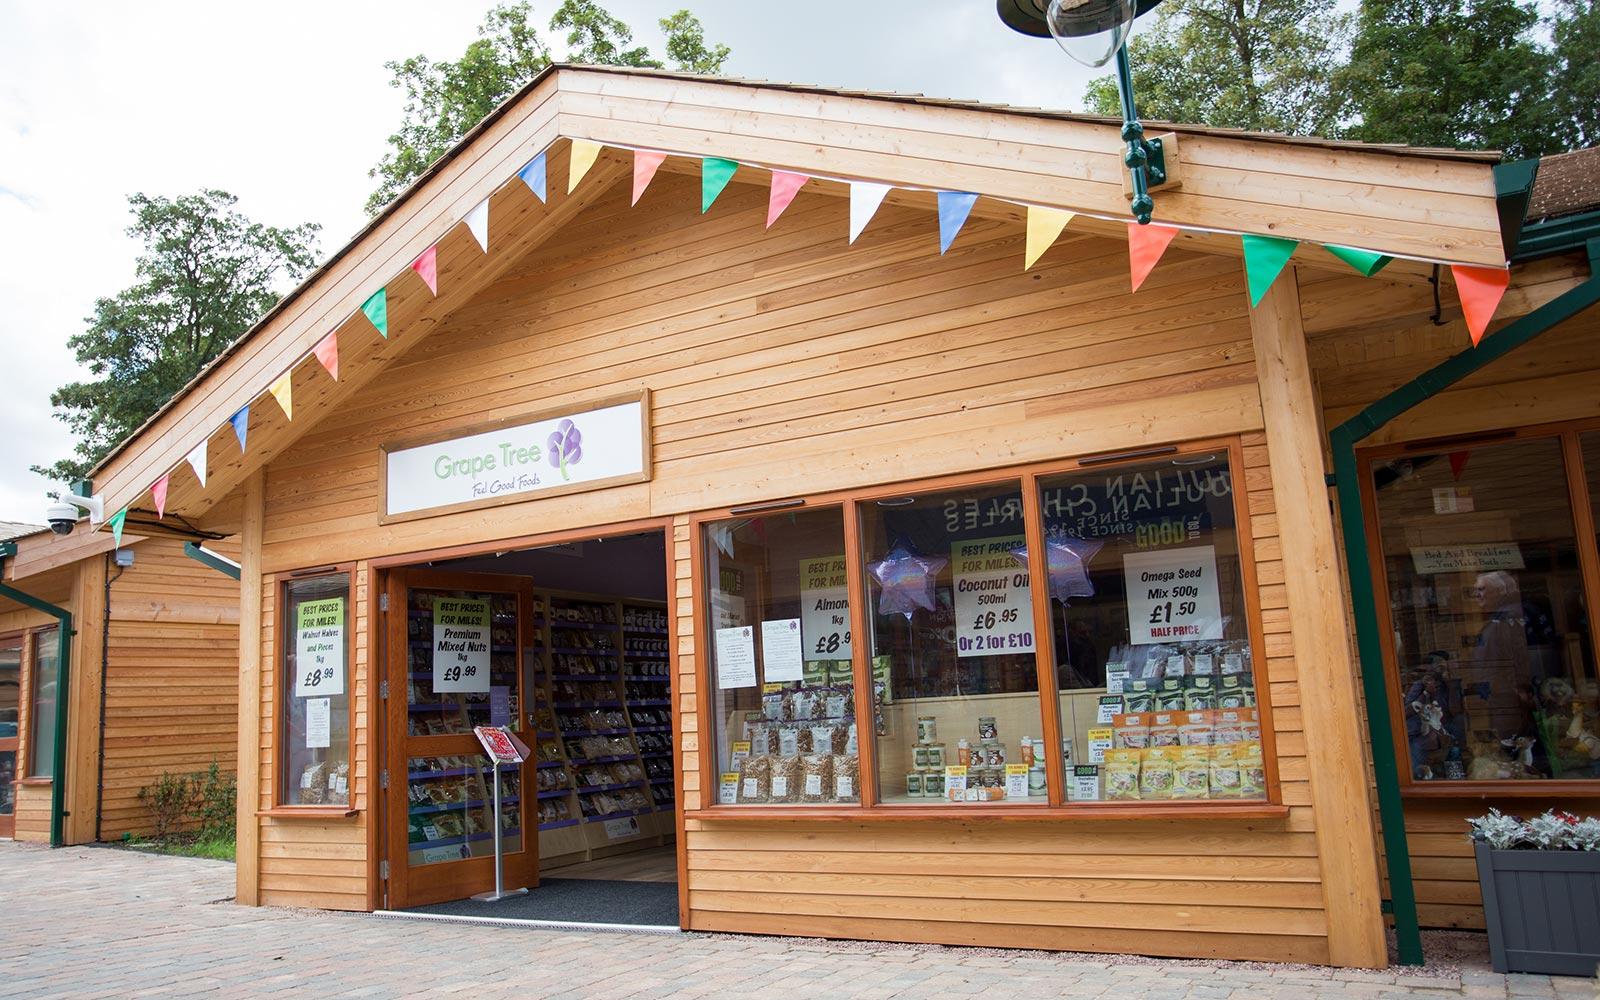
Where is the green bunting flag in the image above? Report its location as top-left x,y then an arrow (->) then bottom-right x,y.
108,508 -> 127,548
1325,244 -> 1393,277
1242,234 -> 1299,307
361,288 -> 388,338
702,158 -> 738,213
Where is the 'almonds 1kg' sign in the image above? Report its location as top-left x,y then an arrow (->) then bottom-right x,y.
380,392 -> 651,521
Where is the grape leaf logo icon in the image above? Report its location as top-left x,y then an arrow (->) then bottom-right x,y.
547,418 -> 582,481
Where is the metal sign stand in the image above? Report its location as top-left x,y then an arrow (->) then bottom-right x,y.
472,727 -> 528,903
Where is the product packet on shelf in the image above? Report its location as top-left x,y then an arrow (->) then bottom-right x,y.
833,754 -> 860,802
1178,711 -> 1214,746
1184,675 -> 1217,711
1172,747 -> 1211,799
1103,748 -> 1142,801
769,755 -> 803,803
1147,712 -> 1181,748
1209,743 -> 1244,798
1155,678 -> 1187,712
1123,679 -> 1156,713
1139,746 -> 1178,800
738,754 -> 772,804
1111,713 -> 1150,749
1237,741 -> 1266,798
799,754 -> 833,803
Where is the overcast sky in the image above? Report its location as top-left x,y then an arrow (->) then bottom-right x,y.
0,1 -> 1104,525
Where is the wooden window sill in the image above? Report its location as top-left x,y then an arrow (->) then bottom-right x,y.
17,777 -> 52,786
256,806 -> 359,819
1400,781 -> 1600,800
685,802 -> 1289,822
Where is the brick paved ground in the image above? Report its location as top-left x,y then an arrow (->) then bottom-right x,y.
0,841 -> 1592,999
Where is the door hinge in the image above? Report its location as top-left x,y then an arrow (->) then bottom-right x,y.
379,769 -> 389,790
379,592 -> 389,612
379,860 -> 390,881
379,679 -> 388,700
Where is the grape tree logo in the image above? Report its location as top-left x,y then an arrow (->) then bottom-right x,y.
547,418 -> 582,481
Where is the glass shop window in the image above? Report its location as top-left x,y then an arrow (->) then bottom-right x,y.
1371,435 -> 1596,783
860,481 -> 1047,806
1038,453 -> 1267,804
703,508 -> 861,806
282,575 -> 353,806
28,630 -> 59,779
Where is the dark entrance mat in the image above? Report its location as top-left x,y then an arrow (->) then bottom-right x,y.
404,877 -> 679,926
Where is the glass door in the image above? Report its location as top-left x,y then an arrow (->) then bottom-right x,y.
384,569 -> 537,907
0,634 -> 19,838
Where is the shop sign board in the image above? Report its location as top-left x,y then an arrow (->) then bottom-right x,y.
799,555 -> 852,663
1123,544 -> 1224,645
381,392 -> 650,521
951,534 -> 1035,658
294,598 -> 345,697
433,597 -> 491,693
473,726 -> 526,766
1410,542 -> 1524,574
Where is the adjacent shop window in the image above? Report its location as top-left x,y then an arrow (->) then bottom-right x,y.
1039,453 -> 1266,803
0,635 -> 20,815
1370,434 -> 1596,783
861,481 -> 1048,806
27,630 -> 59,779
282,575 -> 352,806
703,508 -> 861,806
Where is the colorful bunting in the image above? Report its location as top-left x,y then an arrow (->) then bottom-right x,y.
633,150 -> 666,206
361,288 -> 387,338
186,441 -> 208,488
1025,206 -> 1075,270
465,198 -> 489,253
269,373 -> 293,421
936,192 -> 978,255
411,245 -> 438,295
702,157 -> 738,213
849,182 -> 893,244
152,474 -> 169,519
1448,451 -> 1471,481
568,139 -> 601,194
1127,223 -> 1179,293
230,405 -> 250,452
519,152 -> 547,203
313,331 -> 339,381
108,508 -> 126,548
1452,265 -> 1511,346
1326,244 -> 1392,277
1242,234 -> 1299,307
767,171 -> 808,228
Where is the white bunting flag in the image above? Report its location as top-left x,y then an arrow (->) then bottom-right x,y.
849,182 -> 893,244
465,198 -> 489,253
186,441 -> 208,488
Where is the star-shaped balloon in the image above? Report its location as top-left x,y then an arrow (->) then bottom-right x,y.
1011,535 -> 1104,605
869,545 -> 947,620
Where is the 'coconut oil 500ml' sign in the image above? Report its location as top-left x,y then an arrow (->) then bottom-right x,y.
381,393 -> 650,521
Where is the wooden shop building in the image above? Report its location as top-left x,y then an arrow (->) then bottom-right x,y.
78,66 -> 1600,967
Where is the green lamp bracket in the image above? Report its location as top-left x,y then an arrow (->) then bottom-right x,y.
1113,43 -> 1182,224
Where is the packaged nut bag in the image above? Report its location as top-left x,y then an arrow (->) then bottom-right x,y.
738,754 -> 773,804
1103,748 -> 1142,801
1139,746 -> 1178,800
1209,743 -> 1244,798
769,755 -> 803,803
799,754 -> 834,803
833,754 -> 860,802
1172,747 -> 1211,800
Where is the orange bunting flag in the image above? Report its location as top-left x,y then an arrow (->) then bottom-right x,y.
152,474 -> 169,519
767,171 -> 807,229
411,245 -> 438,295
1128,223 -> 1180,293
632,150 -> 666,206
313,331 -> 339,381
1451,265 -> 1511,346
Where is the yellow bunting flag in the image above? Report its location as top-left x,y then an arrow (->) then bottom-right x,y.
269,373 -> 293,421
1025,207 -> 1075,270
568,139 -> 602,194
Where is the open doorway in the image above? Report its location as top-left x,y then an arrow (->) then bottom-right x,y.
382,527 -> 677,926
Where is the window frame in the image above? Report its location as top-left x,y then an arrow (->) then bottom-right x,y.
1358,416 -> 1600,798
688,435 -> 1284,821
270,565 -> 360,816
25,626 -> 60,780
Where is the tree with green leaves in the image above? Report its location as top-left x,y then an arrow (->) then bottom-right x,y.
366,2 -> 730,215
32,191 -> 319,485
1551,0 -> 1600,150
1339,0 -> 1558,157
1083,0 -> 1350,137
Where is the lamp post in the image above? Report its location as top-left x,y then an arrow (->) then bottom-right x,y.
998,0 -> 1169,223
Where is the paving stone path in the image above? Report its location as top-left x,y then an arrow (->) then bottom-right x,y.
0,841 -> 1592,999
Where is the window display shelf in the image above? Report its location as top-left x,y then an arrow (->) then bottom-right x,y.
539,817 -> 581,831
626,676 -> 670,683
633,724 -> 671,733
535,760 -> 567,770
536,788 -> 571,800
409,795 -> 521,816
582,807 -> 649,822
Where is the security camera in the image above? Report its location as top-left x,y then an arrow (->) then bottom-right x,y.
43,492 -> 105,536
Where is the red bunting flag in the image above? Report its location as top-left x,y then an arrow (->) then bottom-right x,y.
767,171 -> 807,229
1448,451 -> 1470,481
152,474 -> 169,519
411,245 -> 438,295
313,331 -> 339,381
1128,223 -> 1180,293
1451,265 -> 1511,346
633,150 -> 666,206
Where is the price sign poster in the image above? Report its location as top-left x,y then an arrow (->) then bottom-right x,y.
952,535 -> 1035,659
294,598 -> 345,697
433,597 -> 491,693
799,554 -> 852,662
1123,544 -> 1224,645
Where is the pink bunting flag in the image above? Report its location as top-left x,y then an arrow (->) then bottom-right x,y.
313,331 -> 339,381
152,474 -> 169,519
632,150 -> 666,206
1128,223 -> 1180,293
1451,264 -> 1511,346
767,171 -> 808,229
411,245 -> 438,295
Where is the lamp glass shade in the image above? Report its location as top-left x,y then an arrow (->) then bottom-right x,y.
1046,0 -> 1136,67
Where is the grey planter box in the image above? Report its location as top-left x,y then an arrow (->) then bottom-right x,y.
1475,841 -> 1600,976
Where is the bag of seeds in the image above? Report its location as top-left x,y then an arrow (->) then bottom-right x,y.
1122,678 -> 1156,713
1209,743 -> 1244,798
799,754 -> 834,803
832,754 -> 860,802
1139,746 -> 1178,800
1237,741 -> 1266,798
1147,712 -> 1181,748
738,754 -> 773,804
1217,675 -> 1255,709
1103,748 -> 1142,801
1172,747 -> 1211,799
1112,712 -> 1150,749
769,755 -> 803,803
1178,710 -> 1214,746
